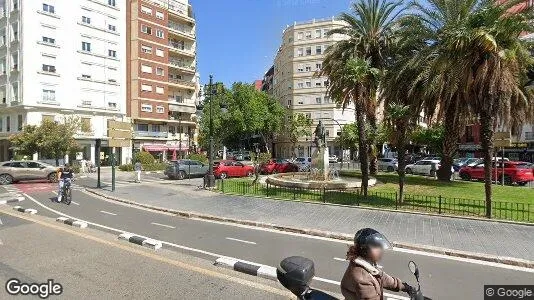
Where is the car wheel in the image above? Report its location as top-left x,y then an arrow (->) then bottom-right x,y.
177,171 -> 186,180
48,173 -> 58,183
503,175 -> 513,186
168,175 -> 176,180
387,166 -> 394,172
246,171 -> 254,177
405,168 -> 412,174
517,182 -> 527,186
460,173 -> 471,181
220,172 -> 228,180
0,174 -> 13,185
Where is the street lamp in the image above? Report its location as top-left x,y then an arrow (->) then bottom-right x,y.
197,75 -> 226,188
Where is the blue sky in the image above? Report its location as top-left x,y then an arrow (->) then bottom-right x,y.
192,0 -> 352,86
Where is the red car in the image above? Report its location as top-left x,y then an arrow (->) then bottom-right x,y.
459,161 -> 534,186
213,160 -> 255,179
260,159 -> 299,174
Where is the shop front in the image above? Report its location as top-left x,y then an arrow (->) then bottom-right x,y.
135,142 -> 189,162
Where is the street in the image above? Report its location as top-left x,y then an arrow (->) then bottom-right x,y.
1,174 -> 533,300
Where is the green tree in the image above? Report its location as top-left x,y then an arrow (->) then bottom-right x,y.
287,113 -> 313,156
410,125 -> 445,155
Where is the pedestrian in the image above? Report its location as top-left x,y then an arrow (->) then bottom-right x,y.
134,161 -> 142,183
430,162 -> 437,179
80,159 -> 86,174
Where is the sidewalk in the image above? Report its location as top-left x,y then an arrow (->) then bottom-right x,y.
86,182 -> 534,263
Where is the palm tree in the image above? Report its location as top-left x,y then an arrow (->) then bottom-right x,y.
326,0 -> 406,176
409,0 -> 534,216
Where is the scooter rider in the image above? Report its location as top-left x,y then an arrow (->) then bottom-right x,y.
57,163 -> 74,202
341,228 -> 416,300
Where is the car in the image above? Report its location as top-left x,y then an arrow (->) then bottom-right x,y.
294,157 -> 312,171
260,159 -> 299,174
328,155 -> 338,164
377,158 -> 398,172
459,161 -> 534,185
0,160 -> 58,185
164,159 -> 209,180
405,159 -> 442,176
213,160 -> 255,179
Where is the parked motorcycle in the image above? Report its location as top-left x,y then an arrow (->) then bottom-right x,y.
276,256 -> 431,300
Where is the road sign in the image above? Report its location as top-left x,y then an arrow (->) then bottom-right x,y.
494,140 -> 511,147
108,130 -> 132,139
108,139 -> 131,148
108,120 -> 131,131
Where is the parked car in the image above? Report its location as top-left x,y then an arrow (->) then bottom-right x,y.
405,159 -> 441,176
213,160 -> 255,179
378,158 -> 398,172
164,159 -> 209,180
294,157 -> 312,172
453,158 -> 481,171
261,159 -> 299,174
328,155 -> 338,164
0,160 -> 58,185
459,161 -> 534,185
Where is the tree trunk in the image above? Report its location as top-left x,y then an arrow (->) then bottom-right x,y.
356,104 -> 369,197
437,109 -> 459,181
368,113 -> 378,176
396,122 -> 407,204
480,111 -> 494,219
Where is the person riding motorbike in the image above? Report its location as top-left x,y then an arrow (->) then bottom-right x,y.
340,228 -> 416,300
57,163 -> 74,202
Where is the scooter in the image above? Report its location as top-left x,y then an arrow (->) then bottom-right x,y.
276,256 -> 431,300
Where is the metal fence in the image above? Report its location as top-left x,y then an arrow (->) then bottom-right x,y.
216,180 -> 533,223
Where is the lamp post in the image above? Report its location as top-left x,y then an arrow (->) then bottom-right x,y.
322,118 -> 344,169
178,112 -> 183,159
197,75 -> 225,188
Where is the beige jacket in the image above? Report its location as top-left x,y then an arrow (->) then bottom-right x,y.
340,257 -> 403,300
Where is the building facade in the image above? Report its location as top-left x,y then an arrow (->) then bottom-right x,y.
272,18 -> 355,159
0,0 -> 129,164
127,0 -> 198,160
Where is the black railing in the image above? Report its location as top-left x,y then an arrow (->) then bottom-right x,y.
216,180 -> 533,223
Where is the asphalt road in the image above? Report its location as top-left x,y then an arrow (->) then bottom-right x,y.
5,181 -> 534,300
0,210 -> 291,300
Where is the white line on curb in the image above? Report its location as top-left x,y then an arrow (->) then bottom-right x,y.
225,237 -> 257,245
150,222 -> 175,229
100,210 -> 117,216
333,257 -> 346,262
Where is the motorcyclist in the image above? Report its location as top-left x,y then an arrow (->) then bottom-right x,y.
340,228 -> 416,300
57,163 -> 74,202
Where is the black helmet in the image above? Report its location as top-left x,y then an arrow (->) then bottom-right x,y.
354,228 -> 392,250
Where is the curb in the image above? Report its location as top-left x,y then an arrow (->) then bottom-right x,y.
118,233 -> 162,250
12,206 -> 37,214
215,257 -> 277,279
56,217 -> 88,228
0,195 -> 25,205
86,188 -> 534,268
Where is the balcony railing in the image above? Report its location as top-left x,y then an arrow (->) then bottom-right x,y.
133,131 -> 168,138
169,78 -> 195,87
168,41 -> 194,53
168,22 -> 194,37
525,132 -> 534,141
169,59 -> 195,71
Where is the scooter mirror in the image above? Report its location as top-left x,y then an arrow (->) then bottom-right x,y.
408,261 -> 419,281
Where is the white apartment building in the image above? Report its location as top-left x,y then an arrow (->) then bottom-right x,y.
0,0 -> 129,164
272,18 -> 355,159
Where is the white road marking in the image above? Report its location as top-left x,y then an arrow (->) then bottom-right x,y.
71,201 -> 80,206
150,222 -> 175,229
52,191 -> 58,195
0,217 -> 3,225
333,257 -> 346,262
100,210 -> 117,216
225,237 -> 257,245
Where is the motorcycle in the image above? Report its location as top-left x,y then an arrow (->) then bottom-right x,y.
58,178 -> 72,205
276,256 -> 431,300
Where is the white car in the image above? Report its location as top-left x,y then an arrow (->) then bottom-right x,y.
295,157 -> 311,171
378,158 -> 398,172
328,155 -> 338,164
405,159 -> 441,176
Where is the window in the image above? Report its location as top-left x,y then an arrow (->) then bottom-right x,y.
42,64 -> 56,73
305,81 -> 311,88
108,24 -> 116,32
6,116 -> 10,132
42,89 -> 55,102
315,97 -> 322,104
315,29 -> 322,38
42,36 -> 55,44
141,45 -> 152,54
305,65 -> 312,72
323,29 -> 328,38
324,96 -> 330,103
155,48 -> 164,57
156,106 -> 165,113
155,86 -> 164,94
156,67 -> 164,76
11,53 -> 18,70
297,82 -> 304,89
306,47 -> 312,56
155,29 -> 164,38
297,64 -> 303,72
82,41 -> 91,52
316,63 -> 322,70
326,130 -> 330,137
82,16 -> 91,24
297,32 -> 303,40
108,102 -> 117,109
141,84 -> 152,92
152,124 -> 161,132
141,5 -> 152,15
17,114 -> 23,130
297,48 -> 303,57
316,46 -> 322,55
141,64 -> 152,73
315,81 -> 322,87
43,3 -> 55,14
137,124 -> 149,131
141,104 -> 152,112
305,31 -> 312,39
0,117 -> 2,132
156,11 -> 164,19
108,50 -> 117,58
141,25 -> 152,35
108,0 -> 116,6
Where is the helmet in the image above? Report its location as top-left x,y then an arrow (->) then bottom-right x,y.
354,228 -> 392,250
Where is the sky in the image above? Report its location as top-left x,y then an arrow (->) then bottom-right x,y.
191,0 -> 353,86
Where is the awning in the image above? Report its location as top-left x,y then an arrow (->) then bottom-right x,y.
167,142 -> 189,151
143,144 -> 168,152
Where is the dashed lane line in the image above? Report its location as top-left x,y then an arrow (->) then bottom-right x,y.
100,210 -> 117,216
151,222 -> 176,229
225,237 -> 257,245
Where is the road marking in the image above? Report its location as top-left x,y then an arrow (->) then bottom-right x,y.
71,201 -> 80,206
0,217 -> 3,225
151,222 -> 175,229
225,237 -> 257,245
100,210 -> 117,216
333,257 -> 346,262
52,191 -> 58,195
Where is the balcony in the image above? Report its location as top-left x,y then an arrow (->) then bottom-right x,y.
168,22 -> 195,39
133,131 -> 168,138
525,132 -> 534,141
168,78 -> 195,90
168,41 -> 195,57
168,58 -> 195,73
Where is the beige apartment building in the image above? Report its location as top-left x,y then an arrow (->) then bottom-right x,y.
272,18 -> 355,159
127,0 -> 199,160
